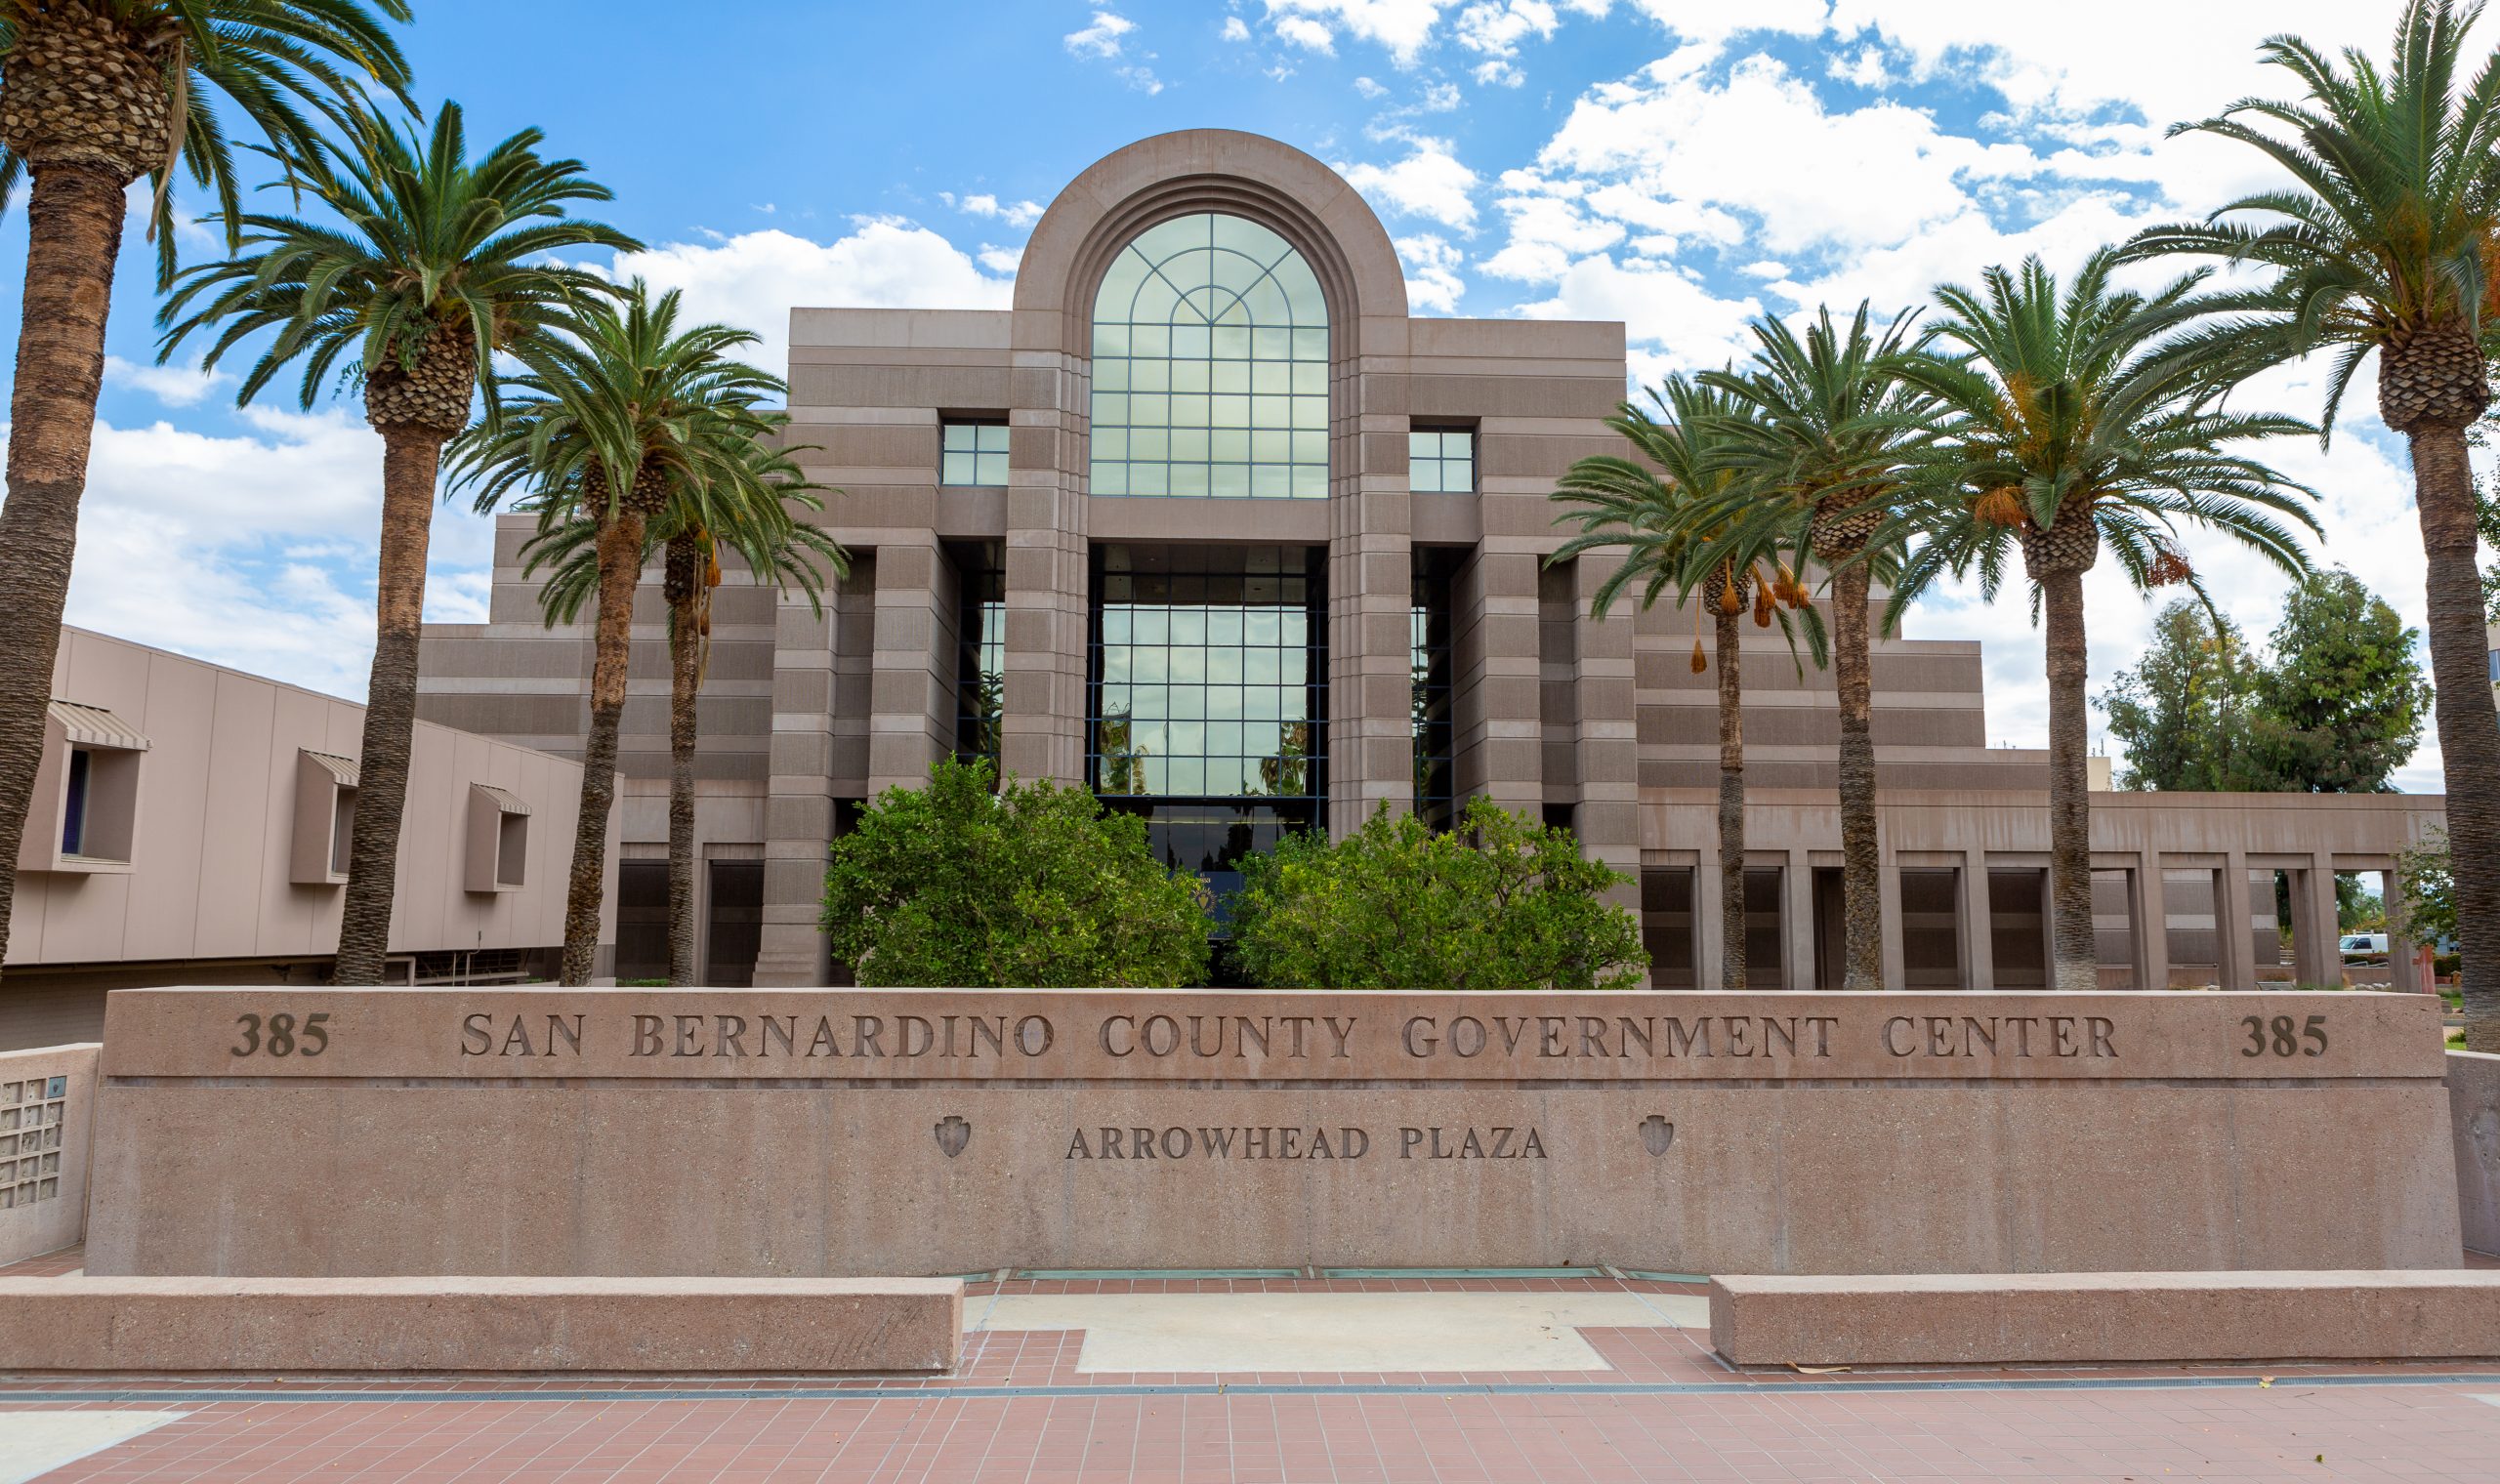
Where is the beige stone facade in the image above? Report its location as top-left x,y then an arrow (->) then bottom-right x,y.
414,129 -> 2446,991
1,628 -> 600,1048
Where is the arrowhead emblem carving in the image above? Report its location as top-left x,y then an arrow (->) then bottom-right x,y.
1640,1115 -> 1675,1156
935,1115 -> 971,1159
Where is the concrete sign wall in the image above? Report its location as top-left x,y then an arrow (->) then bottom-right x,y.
84,988 -> 2461,1277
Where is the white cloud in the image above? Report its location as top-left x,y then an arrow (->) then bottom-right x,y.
1275,15 -> 1336,52
1394,233 -> 1467,312
1517,255 -> 1759,372
1538,51 -> 2043,255
1354,74 -> 1389,98
1266,0 -> 1450,65
947,192 -> 1046,228
1336,136 -> 1479,230
49,407 -> 497,701
1455,0 -> 1561,61
613,222 -> 1014,376
1223,16 -> 1251,41
1063,10 -> 1136,59
104,355 -> 229,408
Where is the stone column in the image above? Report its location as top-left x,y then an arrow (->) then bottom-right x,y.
2130,853 -> 2170,993
1784,848 -> 1817,991
2384,866 -> 2424,994
2294,854 -> 2344,988
1693,855 -> 1728,991
1002,380 -> 1090,788
867,539 -> 957,794
1328,521 -> 1415,837
1569,557 -> 1640,916
1960,851 -> 1996,992
1452,548 -> 1542,817
753,579 -> 840,988
2217,852 -> 2257,991
1879,859 -> 1907,991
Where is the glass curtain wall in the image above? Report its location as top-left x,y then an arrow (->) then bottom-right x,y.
951,543 -> 1006,771
1089,544 -> 1326,902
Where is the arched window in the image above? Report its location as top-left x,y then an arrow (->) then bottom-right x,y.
1090,213 -> 1329,499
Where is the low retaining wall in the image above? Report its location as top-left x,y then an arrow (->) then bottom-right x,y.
0,1042 -> 95,1266
1708,1271 -> 2500,1368
2452,1051 -> 2499,1256
0,1277 -> 963,1374
84,988 -> 2462,1277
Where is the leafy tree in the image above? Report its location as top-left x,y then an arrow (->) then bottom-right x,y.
2104,574 -> 2428,796
0,0 -> 414,977
1549,372 -> 1817,990
2102,600 -> 2261,791
1227,797 -> 1648,992
448,282 -> 780,984
156,101 -> 635,983
821,759 -> 1209,988
2245,570 -> 2430,792
1695,305 -> 1938,992
1892,251 -> 2317,991
2123,0 -> 2500,1048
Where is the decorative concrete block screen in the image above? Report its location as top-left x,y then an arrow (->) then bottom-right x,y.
2453,1051 -> 2499,1256
82,990 -> 2462,1279
0,1042 -> 97,1265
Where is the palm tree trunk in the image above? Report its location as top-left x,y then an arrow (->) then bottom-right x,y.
665,538 -> 701,987
332,431 -> 442,982
1714,606 -> 1746,991
0,164 -> 127,974
2042,568 -> 2098,993
2409,427 -> 2500,1051
560,511 -> 646,985
1830,560 -> 1884,991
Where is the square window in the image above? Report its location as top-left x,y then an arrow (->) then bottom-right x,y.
941,421 -> 1012,487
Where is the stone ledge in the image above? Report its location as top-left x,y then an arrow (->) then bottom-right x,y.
1709,1270 -> 2500,1368
0,1277 -> 962,1374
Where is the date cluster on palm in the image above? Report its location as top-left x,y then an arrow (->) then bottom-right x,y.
0,4 -> 170,178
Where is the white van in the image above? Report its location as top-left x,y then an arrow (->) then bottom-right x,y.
2339,932 -> 2390,962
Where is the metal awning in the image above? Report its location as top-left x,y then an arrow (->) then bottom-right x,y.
302,751 -> 359,788
471,783 -> 530,815
49,700 -> 149,751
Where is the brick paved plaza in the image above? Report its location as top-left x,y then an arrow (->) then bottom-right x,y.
6,1260 -> 2498,1483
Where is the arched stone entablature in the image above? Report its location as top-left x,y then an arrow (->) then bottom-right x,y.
1013,129 -> 1409,357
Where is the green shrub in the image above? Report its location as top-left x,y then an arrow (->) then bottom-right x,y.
820,759 -> 1210,987
1227,797 -> 1648,991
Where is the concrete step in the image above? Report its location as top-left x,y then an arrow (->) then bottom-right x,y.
1708,1270 -> 2500,1368
0,1276 -> 962,1375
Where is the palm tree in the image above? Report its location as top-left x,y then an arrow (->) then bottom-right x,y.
0,0 -> 412,974
518,426 -> 844,984
1695,305 -> 1938,992
2123,0 -> 2500,1049
156,101 -> 637,983
448,281 -> 782,985
1893,251 -> 2321,992
1551,374 -> 1818,990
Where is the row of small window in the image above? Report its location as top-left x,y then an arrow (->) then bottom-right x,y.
1095,392 -> 1330,432
1097,357 -> 1326,394
1095,757 -> 1321,799
938,421 -> 1475,493
1104,606 -> 1309,646
1095,324 -> 1327,361
1097,720 -> 1317,757
1096,683 -> 1316,721
1102,648 -> 1313,685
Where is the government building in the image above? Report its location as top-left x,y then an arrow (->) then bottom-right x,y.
414,131 -> 2445,996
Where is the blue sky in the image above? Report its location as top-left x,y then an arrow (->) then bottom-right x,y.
7,0 -> 2454,788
